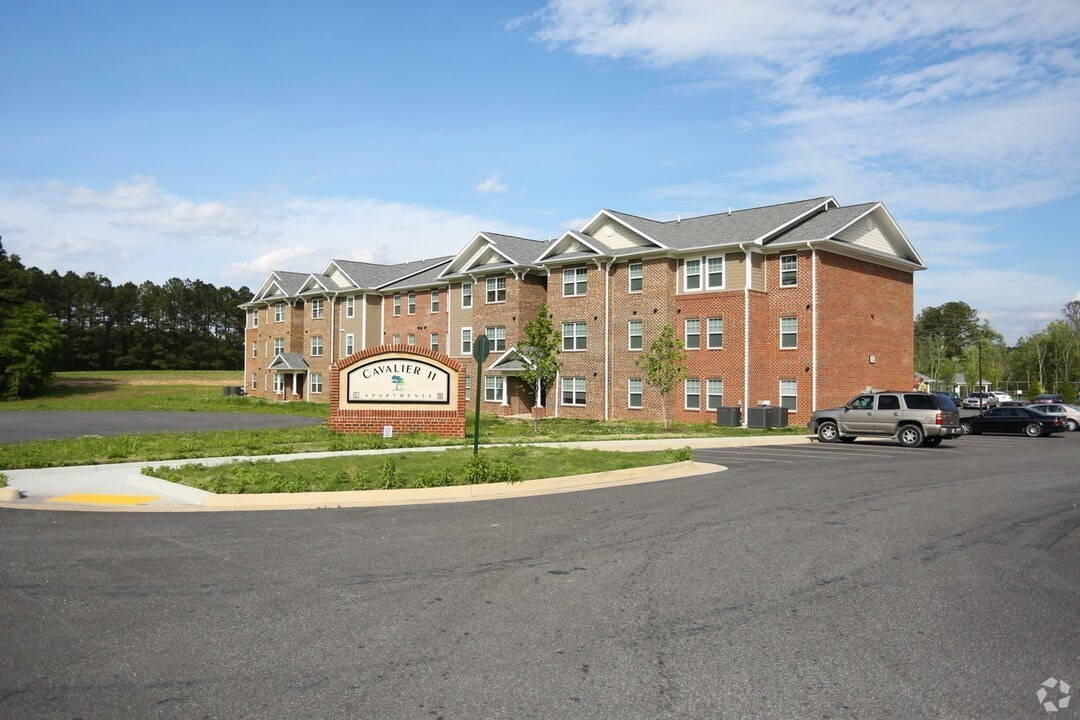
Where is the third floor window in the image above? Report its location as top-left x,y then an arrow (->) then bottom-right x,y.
563,267 -> 587,296
486,276 -> 506,303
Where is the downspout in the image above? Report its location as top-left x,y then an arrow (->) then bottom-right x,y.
379,295 -> 385,345
740,243 -> 751,426
604,260 -> 611,421
809,242 -> 818,411
360,293 -> 368,350
330,293 -> 336,363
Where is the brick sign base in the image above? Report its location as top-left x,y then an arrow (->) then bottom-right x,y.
329,346 -> 466,438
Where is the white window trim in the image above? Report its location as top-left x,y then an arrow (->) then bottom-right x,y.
392,295 -> 401,316
562,266 -> 587,297
628,261 -> 644,294
628,320 -> 643,351
275,303 -> 285,323
684,318 -> 701,350
345,333 -> 355,356
311,298 -> 324,319
407,293 -> 416,315
705,254 -> 725,290
780,254 -> 798,287
780,316 -> 798,349
780,379 -> 798,411
461,327 -> 472,355
561,377 -> 586,406
345,296 -> 355,318
461,282 -> 473,309
684,378 -> 702,410
707,379 -> 724,410
252,309 -> 259,327
562,322 -> 587,352
683,258 -> 702,292
628,378 -> 643,409
310,336 -> 323,356
706,317 -> 724,349
484,375 -> 505,403
486,276 -> 506,304
486,326 -> 507,352
430,290 -> 440,313
310,373 -> 323,395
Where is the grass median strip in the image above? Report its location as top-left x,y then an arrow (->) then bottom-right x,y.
145,446 -> 696,494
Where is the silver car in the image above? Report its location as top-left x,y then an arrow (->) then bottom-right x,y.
962,392 -> 998,409
1025,403 -> 1080,432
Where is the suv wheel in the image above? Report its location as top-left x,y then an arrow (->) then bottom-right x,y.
1024,423 -> 1043,438
816,422 -> 840,443
897,424 -> 924,448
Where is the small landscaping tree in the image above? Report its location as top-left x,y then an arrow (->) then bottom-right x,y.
635,324 -> 688,430
518,304 -> 561,432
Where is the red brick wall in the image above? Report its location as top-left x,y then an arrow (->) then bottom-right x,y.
382,287 -> 448,352
328,345 -> 466,437
672,289 -> 746,424
546,262 -> 609,419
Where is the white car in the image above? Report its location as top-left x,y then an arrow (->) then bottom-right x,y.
990,390 -> 1013,403
1026,403 -> 1080,432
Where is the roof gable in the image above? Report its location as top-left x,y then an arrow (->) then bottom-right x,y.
768,202 -> 925,269
439,232 -> 547,278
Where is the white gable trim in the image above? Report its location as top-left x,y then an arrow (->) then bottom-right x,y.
438,232 -> 516,279
581,210 -> 669,250
536,230 -> 609,263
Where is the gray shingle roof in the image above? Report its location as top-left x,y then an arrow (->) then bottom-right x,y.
482,233 -> 549,266
268,353 -> 309,371
765,203 -> 876,244
331,256 -> 453,290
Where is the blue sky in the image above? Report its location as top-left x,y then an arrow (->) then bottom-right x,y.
2,0 -> 1078,343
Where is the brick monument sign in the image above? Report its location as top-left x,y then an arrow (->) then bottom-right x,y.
329,345 -> 466,437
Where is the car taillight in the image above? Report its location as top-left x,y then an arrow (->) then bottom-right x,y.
935,412 -> 943,425
1053,418 -> 1063,426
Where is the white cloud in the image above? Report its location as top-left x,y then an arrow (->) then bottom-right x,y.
475,175 -> 509,194
66,175 -> 163,210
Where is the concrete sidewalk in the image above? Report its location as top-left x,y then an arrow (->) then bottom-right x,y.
0,435 -> 812,512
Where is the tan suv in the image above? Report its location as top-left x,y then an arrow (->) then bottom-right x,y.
809,391 -> 963,447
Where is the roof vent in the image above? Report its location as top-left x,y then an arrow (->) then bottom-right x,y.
727,207 -> 732,216
676,214 -> 681,224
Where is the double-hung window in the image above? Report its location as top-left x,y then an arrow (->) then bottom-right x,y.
485,376 -> 504,403
780,317 -> 798,348
392,294 -> 401,316
685,379 -> 702,410
707,317 -> 723,349
684,259 -> 701,291
628,262 -> 643,292
628,379 -> 643,409
461,327 -> 472,355
430,332 -> 439,353
345,333 -> 355,356
706,256 -> 724,289
311,298 -> 324,319
780,254 -> 798,286
273,338 -> 284,357
628,320 -> 643,350
407,333 -> 416,346
275,303 -> 285,323
310,373 -> 323,394
345,296 -> 355,318
562,377 -> 586,406
563,267 -> 587,296
310,336 -> 323,356
563,322 -> 587,351
407,293 -> 416,315
461,282 -> 472,308
486,326 -> 506,352
430,290 -> 440,313
251,341 -> 257,358
252,309 -> 259,327
685,318 -> 700,350
780,380 -> 798,410
707,379 -> 724,410
486,276 -> 506,303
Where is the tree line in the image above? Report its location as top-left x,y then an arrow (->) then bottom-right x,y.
1,239 -> 250,398
915,299 -> 1080,402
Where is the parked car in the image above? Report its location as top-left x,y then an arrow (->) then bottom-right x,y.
938,391 -> 962,405
1025,403 -> 1080,432
809,391 -> 962,447
959,406 -> 1065,437
1032,394 -> 1064,404
962,392 -> 998,409
990,391 -> 1013,403
997,400 -> 1026,407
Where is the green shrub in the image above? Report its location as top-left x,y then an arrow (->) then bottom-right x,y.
378,458 -> 402,489
462,454 -> 521,484
0,472 -> 7,488
664,446 -> 694,462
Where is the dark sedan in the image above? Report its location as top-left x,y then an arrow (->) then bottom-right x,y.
959,406 -> 1065,437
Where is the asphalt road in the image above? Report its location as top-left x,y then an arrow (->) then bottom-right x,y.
0,410 -> 323,442
1,432 -> 1077,718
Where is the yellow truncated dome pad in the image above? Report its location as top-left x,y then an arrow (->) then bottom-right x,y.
45,493 -> 162,506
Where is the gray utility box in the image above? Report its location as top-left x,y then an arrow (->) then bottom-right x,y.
747,406 -> 789,428
716,406 -> 742,427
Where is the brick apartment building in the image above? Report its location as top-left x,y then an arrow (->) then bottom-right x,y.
241,196 -> 925,426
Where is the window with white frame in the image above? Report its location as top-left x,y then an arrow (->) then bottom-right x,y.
251,372 -> 257,390
311,298 -> 324,319
407,293 -> 416,315
486,326 -> 506,351
780,379 -> 797,410
251,341 -> 257,358
464,374 -> 472,401
563,322 -> 587,351
485,376 -> 504,403
563,266 -> 587,296
251,309 -> 259,327
486,276 -> 506,303
310,373 -> 323,394
430,290 -> 440,313
707,379 -> 723,410
461,282 -> 472,308
345,296 -> 355,318
780,254 -> 798,287
628,319 -> 643,350
562,377 -> 586,406
273,338 -> 284,356
780,316 -> 798,348
345,333 -> 355,356
392,294 -> 401,316
628,262 -> 643,292
275,303 -> 285,322
707,317 -> 723,349
684,259 -> 701,291
706,255 -> 724,289
392,333 -> 401,345
311,336 -> 323,356
685,378 -> 702,410
461,327 -> 472,355
685,318 -> 701,350
407,333 -> 416,346
430,332 -> 439,352
273,374 -> 284,394
628,378 -> 643,409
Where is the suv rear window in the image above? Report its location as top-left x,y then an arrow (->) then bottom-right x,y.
931,393 -> 957,411
903,393 -> 937,410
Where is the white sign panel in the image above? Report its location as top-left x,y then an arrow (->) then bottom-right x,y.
346,358 -> 451,405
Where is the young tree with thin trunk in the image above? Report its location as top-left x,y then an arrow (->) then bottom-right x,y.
636,324 -> 688,430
